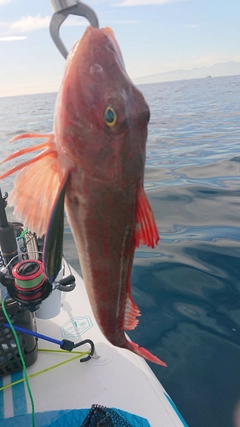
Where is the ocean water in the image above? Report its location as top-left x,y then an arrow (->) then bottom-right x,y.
0,74 -> 240,427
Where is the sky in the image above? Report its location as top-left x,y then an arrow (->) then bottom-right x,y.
0,0 -> 240,97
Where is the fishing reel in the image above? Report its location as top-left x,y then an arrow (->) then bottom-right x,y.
0,259 -> 76,313
0,189 -> 76,314
0,259 -> 52,312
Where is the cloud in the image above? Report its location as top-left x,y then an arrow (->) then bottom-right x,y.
113,19 -> 138,24
0,36 -> 27,41
183,24 -> 199,29
10,15 -> 51,33
160,52 -> 240,72
190,52 -> 228,68
114,0 -> 183,6
0,14 -> 88,34
0,14 -> 87,40
0,0 -> 13,4
62,16 -> 89,26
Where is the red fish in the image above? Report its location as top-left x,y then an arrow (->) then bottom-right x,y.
0,27 -> 166,367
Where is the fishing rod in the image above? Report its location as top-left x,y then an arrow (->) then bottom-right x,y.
0,189 -> 18,270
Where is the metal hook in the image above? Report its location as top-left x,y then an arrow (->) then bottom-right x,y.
73,339 -> 95,362
49,0 -> 99,59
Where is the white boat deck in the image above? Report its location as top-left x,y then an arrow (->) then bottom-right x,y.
0,261 -> 187,427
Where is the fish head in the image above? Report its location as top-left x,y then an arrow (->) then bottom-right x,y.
55,26 -> 150,183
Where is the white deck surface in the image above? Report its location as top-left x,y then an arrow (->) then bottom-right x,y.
1,261 -> 186,427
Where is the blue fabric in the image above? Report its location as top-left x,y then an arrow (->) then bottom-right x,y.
0,377 -> 3,420
164,392 -> 189,427
1,411 -> 66,427
1,408 -> 151,427
11,371 -> 27,417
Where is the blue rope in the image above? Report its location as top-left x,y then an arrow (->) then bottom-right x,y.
3,323 -> 63,346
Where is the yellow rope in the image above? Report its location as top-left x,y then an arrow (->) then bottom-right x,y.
0,348 -> 90,391
38,348 -> 89,355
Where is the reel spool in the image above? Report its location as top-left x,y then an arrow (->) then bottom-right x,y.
10,259 -> 52,310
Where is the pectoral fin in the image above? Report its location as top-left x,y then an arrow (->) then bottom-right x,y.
135,186 -> 159,248
0,133 -> 63,237
0,131 -> 70,281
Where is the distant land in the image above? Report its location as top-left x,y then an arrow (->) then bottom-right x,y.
133,61 -> 240,85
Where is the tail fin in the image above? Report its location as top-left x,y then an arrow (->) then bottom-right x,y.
124,340 -> 167,367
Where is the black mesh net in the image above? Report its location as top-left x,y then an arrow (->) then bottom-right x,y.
80,405 -> 133,427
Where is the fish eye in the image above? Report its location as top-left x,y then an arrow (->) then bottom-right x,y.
104,107 -> 117,128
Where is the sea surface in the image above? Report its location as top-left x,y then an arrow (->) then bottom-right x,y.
0,75 -> 240,427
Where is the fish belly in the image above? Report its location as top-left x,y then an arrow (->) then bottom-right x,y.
65,177 -> 137,345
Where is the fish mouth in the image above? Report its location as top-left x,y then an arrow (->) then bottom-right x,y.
69,25 -> 125,71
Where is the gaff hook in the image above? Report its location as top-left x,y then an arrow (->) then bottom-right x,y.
49,0 -> 99,59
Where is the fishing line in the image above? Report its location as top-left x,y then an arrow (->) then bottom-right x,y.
0,250 -> 4,268
1,299 -> 36,427
0,349 -> 90,392
1,251 -> 43,272
16,228 -> 29,240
